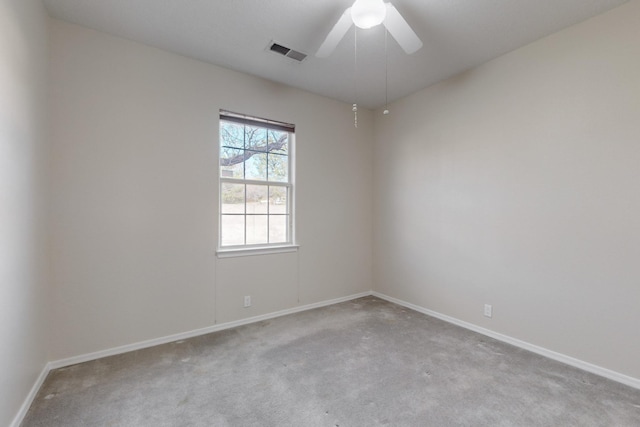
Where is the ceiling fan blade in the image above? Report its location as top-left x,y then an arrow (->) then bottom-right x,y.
316,8 -> 353,58
383,3 -> 423,54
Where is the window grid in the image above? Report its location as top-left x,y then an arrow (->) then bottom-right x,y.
219,184 -> 290,245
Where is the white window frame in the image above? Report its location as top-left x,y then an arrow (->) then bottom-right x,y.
217,111 -> 296,257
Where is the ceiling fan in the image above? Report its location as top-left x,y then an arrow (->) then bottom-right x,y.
316,0 -> 423,58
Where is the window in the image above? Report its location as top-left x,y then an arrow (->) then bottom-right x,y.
218,111 -> 295,250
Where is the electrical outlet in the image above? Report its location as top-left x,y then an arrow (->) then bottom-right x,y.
484,304 -> 492,318
244,295 -> 251,308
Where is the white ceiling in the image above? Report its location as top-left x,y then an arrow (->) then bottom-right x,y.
42,0 -> 628,109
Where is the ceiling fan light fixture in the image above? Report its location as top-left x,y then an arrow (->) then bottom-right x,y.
351,0 -> 387,29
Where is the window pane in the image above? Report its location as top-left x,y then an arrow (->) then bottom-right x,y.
246,185 -> 268,214
246,215 -> 268,245
221,215 -> 244,246
219,113 -> 294,249
245,126 -> 267,152
220,121 -> 244,149
245,151 -> 267,181
268,130 -> 288,154
221,183 -> 245,214
269,215 -> 289,243
268,153 -> 288,182
220,148 -> 244,178
269,186 -> 288,214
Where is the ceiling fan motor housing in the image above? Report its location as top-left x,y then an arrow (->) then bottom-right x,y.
351,0 -> 387,29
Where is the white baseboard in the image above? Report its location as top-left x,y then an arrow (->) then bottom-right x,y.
372,291 -> 640,390
49,291 -> 372,370
10,362 -> 51,427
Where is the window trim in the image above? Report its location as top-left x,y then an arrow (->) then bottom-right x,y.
216,244 -> 299,259
217,111 -> 296,255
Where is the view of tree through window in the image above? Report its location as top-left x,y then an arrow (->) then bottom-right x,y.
219,112 -> 294,248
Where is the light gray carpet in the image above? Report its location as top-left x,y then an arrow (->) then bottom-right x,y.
22,297 -> 640,426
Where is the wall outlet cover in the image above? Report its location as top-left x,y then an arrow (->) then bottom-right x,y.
484,304 -> 492,318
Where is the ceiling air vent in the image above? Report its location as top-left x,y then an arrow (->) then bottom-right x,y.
268,41 -> 307,62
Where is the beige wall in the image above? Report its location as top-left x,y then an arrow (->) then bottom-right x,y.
373,1 -> 640,379
0,0 -> 49,425
48,20 -> 373,360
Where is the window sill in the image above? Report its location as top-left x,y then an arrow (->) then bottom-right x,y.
216,245 -> 299,259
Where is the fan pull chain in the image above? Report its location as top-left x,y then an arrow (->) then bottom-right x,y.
384,28 -> 390,115
353,27 -> 358,128
353,103 -> 358,128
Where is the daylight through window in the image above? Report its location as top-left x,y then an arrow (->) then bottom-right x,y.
219,111 -> 294,249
